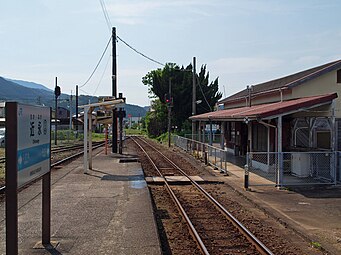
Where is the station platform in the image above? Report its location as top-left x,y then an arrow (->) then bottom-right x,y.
0,147 -> 161,255
204,151 -> 341,254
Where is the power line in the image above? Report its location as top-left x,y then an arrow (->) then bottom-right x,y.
196,75 -> 212,111
79,36 -> 112,88
99,0 -> 112,32
93,53 -> 111,95
99,0 -> 164,67
116,35 -> 165,67
79,88 -> 90,95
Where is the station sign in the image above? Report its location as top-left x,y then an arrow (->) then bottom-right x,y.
10,103 -> 51,187
5,102 -> 52,254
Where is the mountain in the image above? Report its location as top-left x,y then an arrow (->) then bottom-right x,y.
0,77 -> 54,103
143,106 -> 151,112
5,78 -> 52,92
0,77 -> 147,117
125,104 -> 147,117
0,76 -> 92,107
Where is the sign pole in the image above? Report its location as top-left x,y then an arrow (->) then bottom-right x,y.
42,172 -> 51,245
5,102 -> 19,255
42,109 -> 51,246
6,102 -> 52,252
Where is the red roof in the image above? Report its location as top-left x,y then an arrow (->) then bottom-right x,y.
190,93 -> 337,121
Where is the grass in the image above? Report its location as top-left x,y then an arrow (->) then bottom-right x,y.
124,128 -> 146,135
91,132 -> 106,142
311,242 -> 322,249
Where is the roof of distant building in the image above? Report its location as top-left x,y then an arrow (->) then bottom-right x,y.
219,59 -> 341,104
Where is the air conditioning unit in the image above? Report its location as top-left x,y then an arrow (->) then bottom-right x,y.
291,153 -> 310,177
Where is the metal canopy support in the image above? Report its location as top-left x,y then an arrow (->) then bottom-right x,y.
220,122 -> 225,149
83,106 -> 89,174
331,101 -> 337,184
247,122 -> 252,153
331,101 -> 336,151
83,106 -> 94,173
277,115 -> 283,188
88,108 -> 93,170
209,118 -> 213,146
79,98 -> 125,173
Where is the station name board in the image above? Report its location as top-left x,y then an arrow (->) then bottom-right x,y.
16,104 -> 51,187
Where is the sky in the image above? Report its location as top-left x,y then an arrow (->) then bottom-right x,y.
1,0 -> 341,106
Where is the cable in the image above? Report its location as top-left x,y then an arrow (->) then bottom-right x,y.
80,88 -> 90,95
79,36 -> 112,88
196,75 -> 212,111
116,35 -> 165,67
99,0 -> 112,32
99,0 -> 165,67
93,53 -> 111,95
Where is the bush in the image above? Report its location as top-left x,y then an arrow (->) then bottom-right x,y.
156,132 -> 169,144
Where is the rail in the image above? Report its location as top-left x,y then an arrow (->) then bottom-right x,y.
0,142 -> 105,194
131,136 -> 273,255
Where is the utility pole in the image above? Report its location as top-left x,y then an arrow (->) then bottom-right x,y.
75,85 -> 79,138
69,91 -> 73,131
112,26 -> 118,153
192,57 -> 196,141
54,77 -> 61,145
167,78 -> 172,147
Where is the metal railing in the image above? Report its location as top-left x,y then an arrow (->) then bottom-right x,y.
174,135 -> 341,188
173,135 -> 230,173
184,133 -> 223,144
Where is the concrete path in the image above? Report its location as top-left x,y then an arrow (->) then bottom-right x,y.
0,147 -> 161,255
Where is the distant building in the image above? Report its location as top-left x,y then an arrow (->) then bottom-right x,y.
0,102 -> 5,127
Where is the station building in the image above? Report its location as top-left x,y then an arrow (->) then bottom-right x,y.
190,59 -> 341,184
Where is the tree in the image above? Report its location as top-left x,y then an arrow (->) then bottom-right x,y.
144,99 -> 168,137
142,63 -> 222,135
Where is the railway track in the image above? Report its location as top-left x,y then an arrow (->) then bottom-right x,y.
0,141 -> 104,163
0,141 -> 105,194
131,136 -> 273,255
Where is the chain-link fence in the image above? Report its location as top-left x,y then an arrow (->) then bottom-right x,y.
246,151 -> 337,187
173,135 -> 340,187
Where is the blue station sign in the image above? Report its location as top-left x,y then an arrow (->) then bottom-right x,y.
16,104 -> 51,187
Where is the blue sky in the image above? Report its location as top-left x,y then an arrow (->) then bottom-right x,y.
1,0 -> 340,106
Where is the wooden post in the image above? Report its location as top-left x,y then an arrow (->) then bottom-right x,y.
5,102 -> 18,255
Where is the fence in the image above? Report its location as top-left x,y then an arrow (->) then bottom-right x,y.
184,133 -> 222,144
174,135 -> 340,187
246,151 -> 337,187
173,135 -> 237,173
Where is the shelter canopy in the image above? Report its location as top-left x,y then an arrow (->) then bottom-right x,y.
190,93 -> 337,122
78,98 -> 125,173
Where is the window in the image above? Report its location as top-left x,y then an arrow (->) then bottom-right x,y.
316,131 -> 331,149
230,122 -> 236,142
252,123 -> 267,152
337,69 -> 341,83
